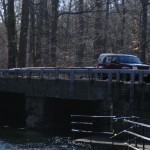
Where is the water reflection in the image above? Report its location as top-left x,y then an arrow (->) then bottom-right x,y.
0,127 -> 92,150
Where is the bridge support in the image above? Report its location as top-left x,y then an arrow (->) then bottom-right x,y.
26,96 -> 46,129
25,96 -> 114,131
25,96 -> 72,131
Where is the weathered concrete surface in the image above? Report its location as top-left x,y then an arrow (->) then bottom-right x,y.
25,97 -> 112,130
0,78 -> 150,102
0,78 -> 108,100
26,97 -> 45,128
0,78 -> 150,128
113,83 -> 150,124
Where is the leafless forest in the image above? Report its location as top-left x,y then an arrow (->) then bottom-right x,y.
0,0 -> 150,68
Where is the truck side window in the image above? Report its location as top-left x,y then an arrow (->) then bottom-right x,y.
112,56 -> 118,63
106,56 -> 112,63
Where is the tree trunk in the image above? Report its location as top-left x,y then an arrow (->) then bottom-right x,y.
43,0 -> 51,66
120,0 -> 125,50
93,0 -> 103,59
140,0 -> 148,63
51,0 -> 59,67
104,0 -> 110,52
18,0 -> 30,67
7,0 -> 17,68
28,0 -> 36,66
75,0 -> 85,67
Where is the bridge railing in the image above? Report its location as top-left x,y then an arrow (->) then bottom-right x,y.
0,68 -> 150,98
0,68 -> 150,84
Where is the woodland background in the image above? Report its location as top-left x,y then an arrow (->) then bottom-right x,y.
0,0 -> 150,68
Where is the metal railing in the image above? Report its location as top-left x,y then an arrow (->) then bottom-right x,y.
123,119 -> 150,150
71,115 -> 138,138
71,115 -> 150,149
71,114 -> 116,139
110,116 -> 140,138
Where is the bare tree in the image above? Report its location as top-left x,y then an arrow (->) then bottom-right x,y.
75,0 -> 85,67
28,0 -> 36,66
93,0 -> 104,59
7,0 -> 17,68
140,0 -> 148,63
1,0 -> 150,68
51,0 -> 59,67
43,0 -> 51,66
35,0 -> 45,66
104,0 -> 110,52
120,0 -> 126,50
28,0 -> 49,67
18,0 -> 30,67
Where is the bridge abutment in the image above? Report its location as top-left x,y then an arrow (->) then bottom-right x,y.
26,96 -> 46,129
25,96 -> 113,131
0,92 -> 26,128
0,77 -> 150,130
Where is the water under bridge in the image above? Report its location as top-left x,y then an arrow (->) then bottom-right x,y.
0,67 -> 150,131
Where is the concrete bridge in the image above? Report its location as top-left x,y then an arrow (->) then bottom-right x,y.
0,67 -> 150,131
